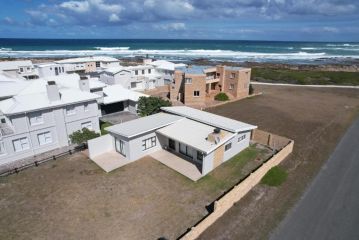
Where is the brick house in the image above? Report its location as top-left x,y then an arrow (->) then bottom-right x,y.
170,65 -> 251,106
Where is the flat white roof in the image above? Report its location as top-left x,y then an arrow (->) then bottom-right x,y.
161,106 -> 257,133
157,118 -> 235,154
0,60 -> 33,71
102,84 -> 148,104
106,112 -> 183,138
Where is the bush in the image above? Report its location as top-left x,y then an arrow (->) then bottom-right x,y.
261,166 -> 288,186
69,128 -> 100,145
249,84 -> 254,95
100,121 -> 112,135
214,92 -> 229,101
137,96 -> 172,117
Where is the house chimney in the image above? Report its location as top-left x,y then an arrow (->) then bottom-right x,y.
79,77 -> 90,92
46,81 -> 60,102
207,128 -> 223,144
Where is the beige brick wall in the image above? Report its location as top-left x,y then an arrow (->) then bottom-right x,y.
220,67 -> 251,98
180,131 -> 294,240
184,74 -> 206,106
85,61 -> 96,73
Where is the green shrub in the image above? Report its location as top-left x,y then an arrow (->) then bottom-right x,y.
137,96 -> 172,117
100,121 -> 112,135
249,84 -> 254,95
214,92 -> 229,101
261,166 -> 288,186
69,128 -> 100,145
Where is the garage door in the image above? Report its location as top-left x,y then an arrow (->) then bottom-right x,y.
101,102 -> 124,115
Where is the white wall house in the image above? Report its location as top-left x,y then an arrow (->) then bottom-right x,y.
0,60 -> 38,80
55,56 -> 121,73
88,106 -> 257,180
0,80 -> 101,166
35,62 -> 67,78
99,64 -> 164,91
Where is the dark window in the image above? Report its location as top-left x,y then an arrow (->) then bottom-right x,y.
169,139 -> 175,150
135,70 -> 138,75
225,143 -> 232,151
142,70 -> 145,74
95,62 -> 100,68
194,91 -> 200,97
148,69 -> 152,74
142,136 -> 156,151
0,118 -> 6,124
197,151 -> 204,161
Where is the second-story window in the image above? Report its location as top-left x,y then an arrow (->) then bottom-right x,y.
142,70 -> 145,74
29,112 -> 44,126
229,84 -> 235,90
135,70 -> 138,75
194,91 -> 200,97
66,105 -> 76,116
230,73 -> 236,78
19,67 -> 24,73
185,78 -> 192,84
96,62 -> 100,68
148,69 -> 152,74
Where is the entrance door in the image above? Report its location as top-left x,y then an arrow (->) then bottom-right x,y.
169,139 -> 175,151
115,138 -> 126,157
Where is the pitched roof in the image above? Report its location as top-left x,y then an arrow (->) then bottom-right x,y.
161,106 -> 257,133
106,112 -> 183,138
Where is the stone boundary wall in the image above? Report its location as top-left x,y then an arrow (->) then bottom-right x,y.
180,132 -> 294,240
251,129 -> 291,151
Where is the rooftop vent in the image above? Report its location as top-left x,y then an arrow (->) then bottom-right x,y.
48,81 -> 56,85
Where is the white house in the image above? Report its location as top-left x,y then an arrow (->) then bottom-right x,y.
35,62 -> 67,78
55,56 -> 121,73
99,64 -> 164,91
0,79 -> 101,166
149,59 -> 186,84
0,60 -> 38,79
88,106 -> 257,180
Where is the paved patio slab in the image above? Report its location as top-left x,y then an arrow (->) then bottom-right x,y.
92,150 -> 131,173
150,150 -> 203,181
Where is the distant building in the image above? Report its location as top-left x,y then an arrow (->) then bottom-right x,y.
55,56 -> 121,74
170,65 -> 251,106
0,79 -> 101,165
0,60 -> 38,80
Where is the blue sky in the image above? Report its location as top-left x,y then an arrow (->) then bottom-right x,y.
0,0 -> 358,41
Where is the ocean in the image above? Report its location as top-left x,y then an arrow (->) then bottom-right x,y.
0,39 -> 359,64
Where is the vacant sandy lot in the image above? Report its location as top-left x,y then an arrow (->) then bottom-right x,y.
200,85 -> 359,240
0,144 -> 271,240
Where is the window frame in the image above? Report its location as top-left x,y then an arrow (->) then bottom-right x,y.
81,121 -> 93,130
193,90 -> 200,97
13,137 -> 30,152
225,142 -> 232,151
238,134 -> 246,142
229,84 -> 235,90
29,112 -> 44,126
142,136 -> 157,151
197,151 -> 204,161
37,131 -> 53,146
230,72 -> 236,79
185,78 -> 192,84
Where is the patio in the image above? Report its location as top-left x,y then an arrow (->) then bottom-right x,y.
150,149 -> 203,181
91,150 -> 131,172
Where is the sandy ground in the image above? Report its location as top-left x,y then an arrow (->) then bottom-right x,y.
0,144 -> 271,240
199,85 -> 359,240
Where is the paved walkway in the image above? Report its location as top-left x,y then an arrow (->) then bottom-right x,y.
92,150 -> 131,173
150,150 -> 203,181
251,81 -> 359,89
270,117 -> 359,240
100,111 -> 138,125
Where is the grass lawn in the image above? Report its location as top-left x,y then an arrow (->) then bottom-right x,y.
100,121 -> 112,135
261,166 -> 288,186
252,68 -> 359,85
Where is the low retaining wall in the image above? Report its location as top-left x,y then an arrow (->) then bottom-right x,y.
180,132 -> 294,240
204,92 -> 263,110
252,129 -> 291,151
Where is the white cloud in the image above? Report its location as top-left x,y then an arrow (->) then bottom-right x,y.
154,22 -> 186,31
109,14 -> 121,23
60,1 -> 90,13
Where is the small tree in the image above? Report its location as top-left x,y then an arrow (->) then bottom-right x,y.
249,84 -> 254,95
214,92 -> 229,101
137,96 -> 172,117
69,128 -> 100,145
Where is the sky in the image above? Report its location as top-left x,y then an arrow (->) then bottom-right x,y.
0,0 -> 358,41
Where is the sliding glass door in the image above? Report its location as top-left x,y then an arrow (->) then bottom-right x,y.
179,143 -> 193,159
115,138 -> 126,157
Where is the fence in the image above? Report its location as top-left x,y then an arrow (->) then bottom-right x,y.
0,144 -> 86,177
179,131 -> 294,240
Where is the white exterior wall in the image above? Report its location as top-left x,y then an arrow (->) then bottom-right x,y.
88,134 -> 114,159
0,100 -> 100,166
223,131 -> 251,162
127,131 -> 163,161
